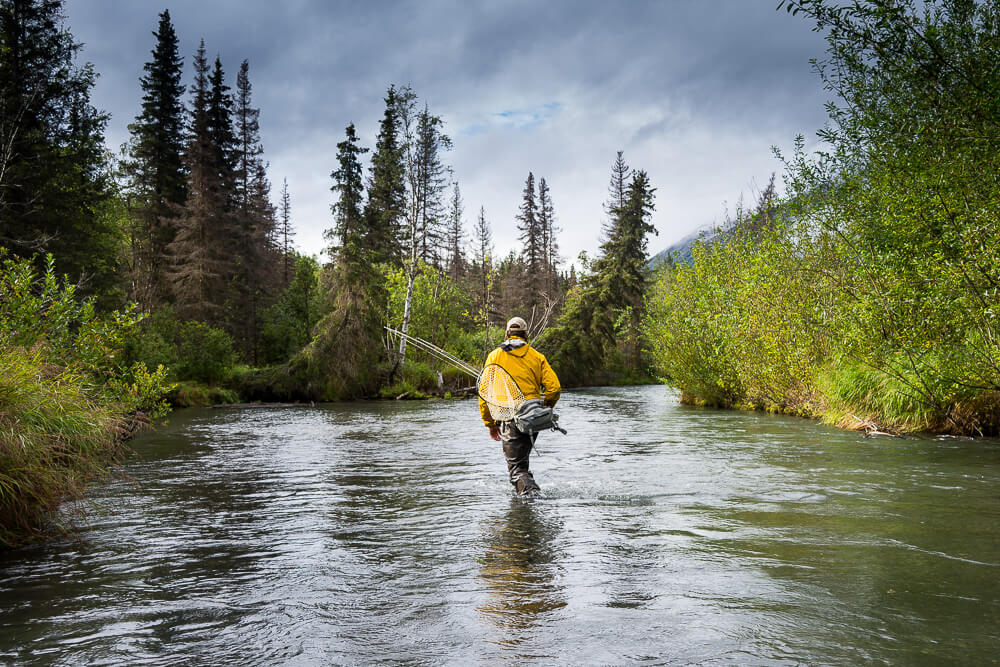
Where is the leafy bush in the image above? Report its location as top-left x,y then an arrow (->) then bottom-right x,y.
386,261 -> 476,357
259,254 -> 322,365
124,305 -> 238,388
172,321 -> 238,385
643,1 -> 1000,435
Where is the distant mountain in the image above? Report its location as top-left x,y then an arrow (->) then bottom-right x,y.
648,222 -> 731,269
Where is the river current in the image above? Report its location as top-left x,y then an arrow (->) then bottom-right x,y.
1,385 -> 998,665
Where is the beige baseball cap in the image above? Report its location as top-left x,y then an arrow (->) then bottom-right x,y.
506,316 -> 527,334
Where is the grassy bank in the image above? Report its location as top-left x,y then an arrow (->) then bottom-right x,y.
0,254 -> 172,547
0,348 -> 129,546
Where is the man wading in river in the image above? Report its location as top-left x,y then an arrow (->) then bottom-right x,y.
480,317 -> 561,496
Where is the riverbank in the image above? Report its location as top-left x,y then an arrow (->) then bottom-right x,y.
0,348 -> 152,548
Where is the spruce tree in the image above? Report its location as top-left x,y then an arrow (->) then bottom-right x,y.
230,59 -> 274,361
326,123 -> 369,277
472,205 -> 494,338
207,56 -> 236,194
594,169 -> 657,368
516,172 -> 543,306
233,60 -> 262,216
364,85 -> 406,266
296,122 -> 384,400
412,105 -> 451,266
124,8 -> 186,309
278,178 -> 294,285
537,176 -> 559,293
445,181 -> 465,281
603,150 -> 631,241
168,41 -> 231,325
0,0 -> 116,298
540,161 -> 656,383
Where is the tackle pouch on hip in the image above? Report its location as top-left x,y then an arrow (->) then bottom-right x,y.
513,398 -> 568,435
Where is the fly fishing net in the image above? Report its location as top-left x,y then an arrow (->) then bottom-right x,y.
477,363 -> 524,423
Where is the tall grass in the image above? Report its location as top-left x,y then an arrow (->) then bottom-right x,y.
0,347 -> 126,547
0,253 -> 172,547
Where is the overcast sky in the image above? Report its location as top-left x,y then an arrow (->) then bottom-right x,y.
65,0 -> 831,266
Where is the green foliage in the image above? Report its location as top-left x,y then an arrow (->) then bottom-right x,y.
386,261 -> 476,362
0,0 -> 119,301
538,285 -> 612,387
172,321 -> 238,385
645,0 -> 1000,435
0,253 -> 173,546
123,305 -> 237,387
644,227 -> 828,412
259,254 -> 322,365
0,252 -> 172,415
265,254 -> 389,402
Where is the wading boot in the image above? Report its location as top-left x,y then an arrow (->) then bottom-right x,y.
515,472 -> 542,498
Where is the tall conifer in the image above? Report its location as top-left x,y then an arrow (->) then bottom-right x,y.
168,41 -> 230,324
278,178 -> 294,285
207,56 -> 236,193
327,123 -> 369,277
0,0 -> 115,297
603,150 -> 631,241
516,172 -> 543,306
124,8 -> 186,308
540,157 -> 656,383
445,181 -> 465,281
230,58 -> 274,360
472,205 -> 494,334
537,176 -> 559,292
412,105 -> 451,266
364,85 -> 406,266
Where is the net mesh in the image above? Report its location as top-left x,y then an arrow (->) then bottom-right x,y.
477,363 -> 525,422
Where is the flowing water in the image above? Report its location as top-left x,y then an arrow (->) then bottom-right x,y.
1,385 -> 998,665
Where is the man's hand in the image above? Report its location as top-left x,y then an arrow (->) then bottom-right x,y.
488,424 -> 501,441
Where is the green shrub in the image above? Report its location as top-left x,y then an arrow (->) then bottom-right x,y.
168,382 -> 240,408
172,321 -> 238,385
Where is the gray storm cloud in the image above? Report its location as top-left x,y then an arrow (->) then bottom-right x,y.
66,0 -> 829,265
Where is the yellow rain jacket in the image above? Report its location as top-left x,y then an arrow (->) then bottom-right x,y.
479,337 -> 561,427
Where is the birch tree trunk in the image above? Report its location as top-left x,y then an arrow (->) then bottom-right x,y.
397,88 -> 419,363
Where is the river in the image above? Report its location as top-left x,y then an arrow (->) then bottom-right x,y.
1,385 -> 998,665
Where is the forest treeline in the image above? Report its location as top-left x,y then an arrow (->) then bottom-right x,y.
646,0 -> 1000,437
0,1 -> 657,543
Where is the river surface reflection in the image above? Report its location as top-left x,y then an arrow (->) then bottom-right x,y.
1,385 -> 998,665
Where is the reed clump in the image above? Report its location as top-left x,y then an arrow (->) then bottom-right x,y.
0,347 -> 128,546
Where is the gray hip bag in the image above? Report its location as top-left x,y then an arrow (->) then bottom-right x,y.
513,399 -> 568,435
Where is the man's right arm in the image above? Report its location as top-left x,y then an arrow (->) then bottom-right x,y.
540,355 -> 561,407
